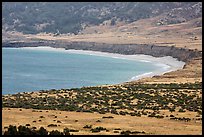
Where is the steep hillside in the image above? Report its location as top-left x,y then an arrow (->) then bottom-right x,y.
2,2 -> 202,34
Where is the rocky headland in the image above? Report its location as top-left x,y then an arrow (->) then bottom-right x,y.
2,41 -> 202,62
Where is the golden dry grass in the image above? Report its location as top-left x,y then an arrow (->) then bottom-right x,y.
2,108 -> 202,135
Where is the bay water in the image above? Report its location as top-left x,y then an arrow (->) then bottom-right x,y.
2,48 -> 162,94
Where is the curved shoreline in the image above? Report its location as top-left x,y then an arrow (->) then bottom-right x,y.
18,46 -> 185,82
3,41 -> 202,62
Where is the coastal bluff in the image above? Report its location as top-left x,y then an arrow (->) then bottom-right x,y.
2,41 -> 202,62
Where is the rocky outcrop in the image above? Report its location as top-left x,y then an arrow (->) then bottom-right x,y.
2,41 -> 56,48
2,41 -> 202,62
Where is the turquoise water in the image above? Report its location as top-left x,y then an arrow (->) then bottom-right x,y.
2,48 -> 161,94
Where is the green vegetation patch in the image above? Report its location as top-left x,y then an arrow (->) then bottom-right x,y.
2,82 -> 202,121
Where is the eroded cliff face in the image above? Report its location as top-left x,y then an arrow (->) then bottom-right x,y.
2,41 -> 202,62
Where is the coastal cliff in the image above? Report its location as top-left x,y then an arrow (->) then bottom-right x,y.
2,41 -> 202,62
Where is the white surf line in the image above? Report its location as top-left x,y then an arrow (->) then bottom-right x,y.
19,46 -> 185,82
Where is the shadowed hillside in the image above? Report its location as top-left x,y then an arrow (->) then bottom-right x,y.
2,2 -> 202,34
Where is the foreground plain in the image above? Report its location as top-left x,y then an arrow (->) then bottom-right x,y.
2,82 -> 202,135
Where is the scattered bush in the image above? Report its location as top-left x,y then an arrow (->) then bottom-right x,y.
57,120 -> 62,123
102,116 -> 114,119
83,125 -> 92,129
3,125 -> 71,135
114,128 -> 121,130
49,130 -> 64,135
37,127 -> 48,135
121,130 -> 145,135
63,128 -> 70,135
47,124 -> 57,127
4,125 -> 18,135
25,124 -> 30,127
39,116 -> 45,118
90,127 -> 107,133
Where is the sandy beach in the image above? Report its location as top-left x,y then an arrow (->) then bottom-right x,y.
20,46 -> 185,82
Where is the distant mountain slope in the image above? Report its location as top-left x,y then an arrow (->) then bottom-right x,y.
2,2 -> 202,34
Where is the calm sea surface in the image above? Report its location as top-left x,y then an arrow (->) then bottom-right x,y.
2,48 -> 161,94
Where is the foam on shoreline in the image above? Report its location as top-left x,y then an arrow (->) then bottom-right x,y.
19,46 -> 185,82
